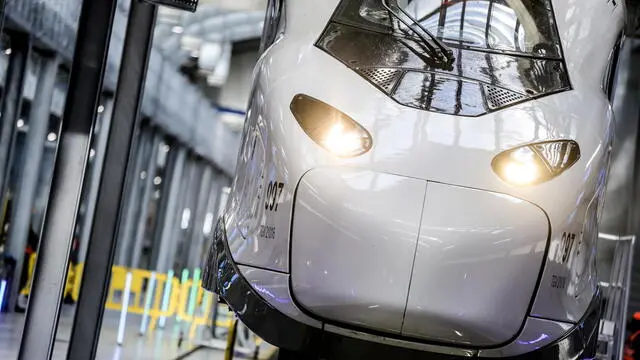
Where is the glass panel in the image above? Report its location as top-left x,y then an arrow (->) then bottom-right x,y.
318,0 -> 570,116
408,0 -> 561,57
0,0 -> 254,356
335,0 -> 563,58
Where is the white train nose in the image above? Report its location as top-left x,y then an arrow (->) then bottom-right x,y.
290,168 -> 549,346
402,182 -> 549,346
291,168 -> 427,334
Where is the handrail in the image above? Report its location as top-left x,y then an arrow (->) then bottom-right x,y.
598,233 -> 635,360
599,232 -> 636,241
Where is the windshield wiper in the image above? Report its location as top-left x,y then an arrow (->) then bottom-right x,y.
381,0 -> 454,69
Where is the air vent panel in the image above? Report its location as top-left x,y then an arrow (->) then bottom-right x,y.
358,68 -> 402,93
484,85 -> 528,110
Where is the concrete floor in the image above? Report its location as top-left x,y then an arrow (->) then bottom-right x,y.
0,306 -> 230,360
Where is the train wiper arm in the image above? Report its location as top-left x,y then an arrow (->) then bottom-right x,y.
381,0 -> 454,67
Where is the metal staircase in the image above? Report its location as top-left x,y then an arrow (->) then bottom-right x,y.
597,234 -> 635,360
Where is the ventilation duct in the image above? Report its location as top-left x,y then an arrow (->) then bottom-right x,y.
203,42 -> 232,87
155,5 -> 265,65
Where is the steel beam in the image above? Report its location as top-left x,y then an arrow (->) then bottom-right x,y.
6,52 -> 59,312
130,131 -> 161,269
148,141 -> 177,270
0,31 -> 30,210
166,157 -> 191,271
170,157 -> 201,270
16,0 -> 118,356
170,159 -> 202,268
187,165 -> 212,269
0,0 -> 6,34
66,0 -> 158,358
115,128 -> 151,266
155,145 -> 186,273
77,95 -> 114,265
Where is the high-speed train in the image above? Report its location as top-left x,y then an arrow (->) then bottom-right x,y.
202,0 -> 626,358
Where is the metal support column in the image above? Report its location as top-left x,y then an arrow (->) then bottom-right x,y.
148,143 -> 175,269
155,146 -> 186,273
167,156 -> 200,271
6,52 -> 59,311
178,158 -> 202,267
206,177 -> 222,229
187,165 -> 212,269
0,0 -> 6,34
130,131 -> 161,269
115,129 -> 151,266
16,0 -> 118,356
77,96 -> 114,265
212,174 -> 227,217
67,1 -> 158,358
0,32 -> 30,206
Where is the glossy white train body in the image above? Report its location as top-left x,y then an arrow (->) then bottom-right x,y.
202,0 -> 625,358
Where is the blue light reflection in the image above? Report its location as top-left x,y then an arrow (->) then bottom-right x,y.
253,283 -> 290,304
516,333 -> 549,345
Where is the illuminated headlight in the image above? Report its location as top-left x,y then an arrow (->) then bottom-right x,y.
290,94 -> 372,157
492,140 -> 580,186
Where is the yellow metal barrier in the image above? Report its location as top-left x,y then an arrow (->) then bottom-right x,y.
21,254 -> 250,343
19,253 -> 37,296
103,267 -> 181,331
101,266 -> 233,337
20,252 -> 75,300
72,262 -> 84,301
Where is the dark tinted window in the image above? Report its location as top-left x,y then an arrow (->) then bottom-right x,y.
337,0 -> 562,59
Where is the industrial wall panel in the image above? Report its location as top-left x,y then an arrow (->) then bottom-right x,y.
3,0 -> 243,175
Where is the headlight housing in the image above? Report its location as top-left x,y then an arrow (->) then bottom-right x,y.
290,94 -> 373,157
492,140 -> 581,186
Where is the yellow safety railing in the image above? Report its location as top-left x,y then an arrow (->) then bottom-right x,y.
19,253 -> 38,296
21,252 -> 77,300
20,253 -> 239,341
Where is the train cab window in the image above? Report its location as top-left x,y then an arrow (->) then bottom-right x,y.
318,0 -> 570,116
413,0 -> 561,58
337,0 -> 563,59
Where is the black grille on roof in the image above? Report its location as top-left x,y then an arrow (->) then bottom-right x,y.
357,68 -> 402,93
483,85 -> 528,110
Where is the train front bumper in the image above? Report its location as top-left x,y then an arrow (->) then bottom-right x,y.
290,168 -> 549,346
202,211 -> 602,359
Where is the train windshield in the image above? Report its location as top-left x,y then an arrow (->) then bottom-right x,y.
352,0 -> 563,59
318,0 -> 570,116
